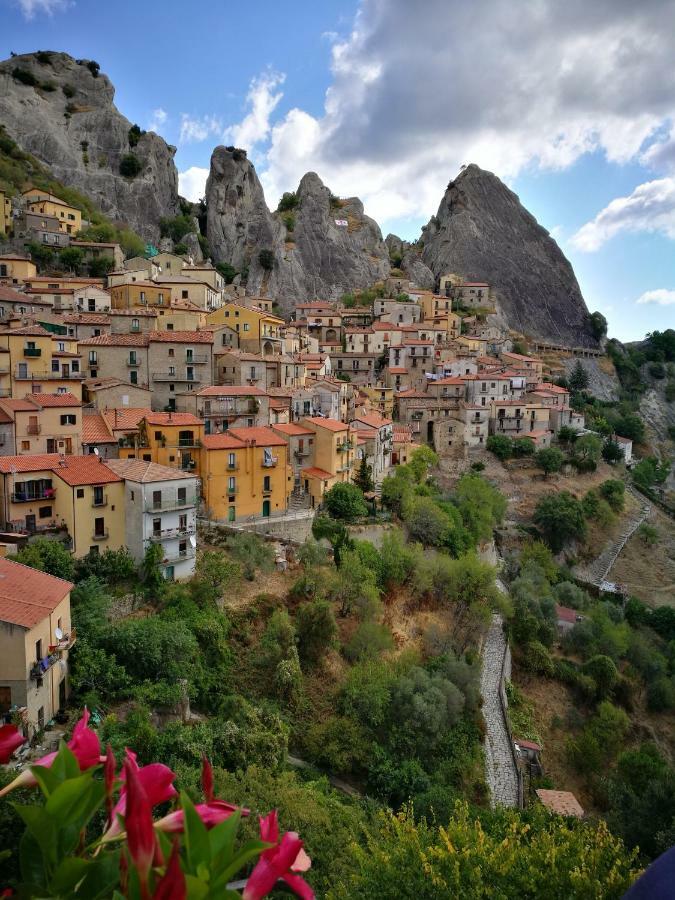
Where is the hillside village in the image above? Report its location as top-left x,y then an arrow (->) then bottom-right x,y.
0,56 -> 674,900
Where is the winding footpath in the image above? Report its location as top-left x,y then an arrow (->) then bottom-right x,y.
480,614 -> 520,808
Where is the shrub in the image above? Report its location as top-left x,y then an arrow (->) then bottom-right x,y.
344,622 -> 393,662
62,83 -> 75,97
599,479 -> 625,512
602,439 -> 623,464
522,640 -> 554,676
590,311 -> 608,341
324,482 -> 368,521
646,677 -> 675,712
86,60 -> 100,77
216,262 -> 237,283
16,537 -> 75,580
296,599 -> 337,667
258,248 -> 275,270
277,191 -> 300,212
227,532 -> 275,580
128,123 -> 145,146
534,491 -> 586,552
535,447 -> 564,476
119,153 -> 143,177
583,654 -> 619,699
58,246 -> 83,271
12,67 -> 38,86
649,362 -> 666,379
486,434 -> 512,460
159,213 -> 193,243
638,523 -> 658,546
512,437 -> 535,458
88,255 -> 114,277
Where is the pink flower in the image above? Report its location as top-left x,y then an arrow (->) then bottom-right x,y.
154,799 -> 246,834
123,758 -> 157,898
243,811 -> 314,900
103,751 -> 177,841
0,725 -> 24,764
0,709 -> 100,797
152,840 -> 186,900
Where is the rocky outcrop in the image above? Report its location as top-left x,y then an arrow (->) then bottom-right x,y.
205,152 -> 390,315
385,234 -> 434,289
0,52 -> 179,239
420,164 -> 598,348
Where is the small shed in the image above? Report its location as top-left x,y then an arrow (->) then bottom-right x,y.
555,604 -> 583,636
535,789 -> 584,818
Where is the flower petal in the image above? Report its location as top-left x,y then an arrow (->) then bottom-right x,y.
0,724 -> 24,764
152,840 -> 186,900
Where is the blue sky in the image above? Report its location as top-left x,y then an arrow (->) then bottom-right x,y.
3,0 -> 675,343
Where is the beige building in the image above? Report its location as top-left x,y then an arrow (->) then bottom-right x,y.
0,393 -> 82,456
23,189 -> 82,235
0,557 -> 74,737
154,276 -> 220,311
0,256 -> 37,287
178,385 -> 270,432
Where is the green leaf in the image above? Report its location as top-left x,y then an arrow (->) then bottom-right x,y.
209,810 -> 241,869
30,762 -> 62,798
50,857 -> 91,893
212,839 -> 272,888
184,873 -> 210,899
181,792 -> 210,874
19,827 -> 48,889
77,850 -> 122,900
15,804 -> 58,870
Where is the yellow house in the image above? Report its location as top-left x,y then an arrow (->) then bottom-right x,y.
0,393 -> 82,455
0,454 -> 125,557
0,557 -> 74,737
0,190 -> 12,237
119,413 -> 204,478
110,281 -> 169,310
362,385 -> 394,417
156,303 -> 208,332
0,326 -> 83,400
299,417 -> 355,507
456,334 -> 489,356
207,303 -> 284,355
0,255 -> 37,286
201,426 -> 291,521
22,189 -> 82,235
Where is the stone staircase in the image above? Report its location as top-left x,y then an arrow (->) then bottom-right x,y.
584,488 -> 651,586
289,489 -> 310,511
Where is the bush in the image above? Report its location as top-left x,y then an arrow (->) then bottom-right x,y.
646,677 -> 675,712
522,640 -> 554,676
534,491 -> 586,552
86,60 -> 100,77
599,479 -> 625,512
227,532 -> 274,580
344,621 -> 393,662
128,123 -> 145,146
12,67 -> 38,86
638,523 -> 658,546
486,434 -> 512,460
324,482 -> 368,521
258,248 -> 275,270
88,255 -> 114,277
583,654 -> 618,699
16,537 -> 75,580
277,191 -> 300,212
535,447 -> 564,476
216,262 -> 237,283
62,83 -> 75,98
159,214 -> 193,243
119,153 -> 143,177
58,246 -> 83,272
296,599 -> 337,667
511,437 -> 535,458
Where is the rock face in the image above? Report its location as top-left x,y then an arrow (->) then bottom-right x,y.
205,151 -> 390,315
0,52 -> 179,239
421,164 -> 597,347
385,234 -> 435,289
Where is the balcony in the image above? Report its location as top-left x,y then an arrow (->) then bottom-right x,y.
185,354 -> 208,364
227,462 -> 239,470
26,423 -> 41,435
180,459 -> 197,471
23,347 -> 41,357
176,438 -> 201,448
127,358 -> 141,367
11,488 -> 55,503
153,373 -> 202,383
262,456 -> 278,467
149,525 -> 194,541
49,628 -> 76,654
163,548 -> 196,564
92,493 -> 107,508
294,448 -> 310,458
91,529 -> 109,541
30,655 -> 58,679
145,494 -> 197,512
336,440 -> 354,452
226,485 -> 238,496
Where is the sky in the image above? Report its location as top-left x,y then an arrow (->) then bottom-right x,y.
2,0 -> 675,343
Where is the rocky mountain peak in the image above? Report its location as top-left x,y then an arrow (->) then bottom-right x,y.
0,51 -> 179,239
421,163 -> 597,347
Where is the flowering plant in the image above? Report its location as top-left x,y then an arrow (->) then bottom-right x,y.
0,713 -> 314,899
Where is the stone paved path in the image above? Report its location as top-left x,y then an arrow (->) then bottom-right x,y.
481,614 -> 519,808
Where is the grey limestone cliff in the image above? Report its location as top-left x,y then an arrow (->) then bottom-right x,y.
0,52 -> 179,239
205,150 -> 390,315
421,164 -> 597,347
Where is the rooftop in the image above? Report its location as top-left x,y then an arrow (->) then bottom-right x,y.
106,459 -> 198,483
535,789 -> 584,818
0,557 -> 73,629
227,426 -> 288,447
302,466 -> 333,480
302,416 -> 348,432
143,413 -> 203,427
353,412 -> 393,428
82,413 -> 115,444
30,392 -> 81,408
196,385 -> 267,397
271,423 -> 314,436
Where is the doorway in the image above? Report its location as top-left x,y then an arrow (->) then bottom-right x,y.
262,500 -> 271,517
427,420 -> 434,444
59,677 -> 66,710
25,514 -> 36,532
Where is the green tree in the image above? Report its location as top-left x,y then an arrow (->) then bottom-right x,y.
258,248 -> 275,270
408,444 -> 439,482
330,548 -> 381,618
569,360 -> 590,392
277,191 -> 300,212
226,532 -> 275,580
295,599 -> 337,667
16,537 -> 75,580
88,255 -> 114,277
324,482 -> 368,521
534,491 -> 587,552
574,433 -> 603,465
535,447 -> 564,476
403,496 -> 453,547
353,456 -> 374,492
141,542 -> 165,597
613,412 -> 644,443
191,550 -> 240,605
58,246 -> 83,271
215,262 -> 237,283
602,439 -> 623,464
486,434 -> 512,460
590,311 -> 608,341
583,654 -> 619,699
344,621 -> 394,662
454,474 -> 506,544
119,153 -> 143,177
599,479 -> 625,512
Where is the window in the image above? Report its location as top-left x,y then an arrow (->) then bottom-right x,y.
77,488 -> 84,498
177,487 -> 187,505
186,367 -> 194,381
243,323 -> 250,332
181,290 -> 188,299
57,342 -> 65,352
130,490 -> 135,502
168,348 -> 175,358
228,476 -> 236,493
132,318 -> 139,330
153,517 -> 161,536
21,441 -> 30,451
228,452 -> 236,468
35,638 -> 43,662
154,431 -> 162,440
179,540 -> 187,557
263,475 -> 271,491
130,371 -> 138,385
93,486 -> 104,506
168,365 -> 176,376
60,414 -> 76,425
39,505 -> 52,518
88,351 -> 97,364
51,360 -> 60,373
152,490 -> 162,509
129,351 -> 137,365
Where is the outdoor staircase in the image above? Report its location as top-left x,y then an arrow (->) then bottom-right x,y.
584,487 -> 651,586
289,488 -> 310,511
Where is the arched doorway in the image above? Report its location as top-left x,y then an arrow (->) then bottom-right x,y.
325,328 -> 337,342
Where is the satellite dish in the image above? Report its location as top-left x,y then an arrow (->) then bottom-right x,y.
55,626 -> 63,641
93,447 -> 99,457
189,535 -> 197,548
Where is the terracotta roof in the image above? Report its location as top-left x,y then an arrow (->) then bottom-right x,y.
53,457 -> 123,486
302,416 -> 348,432
353,412 -> 393,428
515,737 -> 542,751
101,408 -> 152,431
555,604 -> 580,624
110,308 -> 158,317
148,331 -> 213,344
30,392 -> 81,408
395,389 -> 427,398
302,466 -> 333,480
615,435 -> 632,444
0,408 -> 12,425
227,426 -> 288,447
4,325 -> 52,337
0,557 -> 73,629
269,398 -> 288,410
388,367 -> 408,375
143,413 -> 203,426
110,279 -> 162,288
201,432 -> 246,450
62,313 -> 110,324
272,423 -> 314,436
196,385 -> 267,397
78,334 -> 149,347
105,459 -> 198,483
0,453 -> 63,473
0,398 -> 38,413
533,383 -> 569,394
0,285 -> 31,302
535,789 -> 584,818
433,377 -> 466,385
503,351 -> 537,361
82,413 -> 115,444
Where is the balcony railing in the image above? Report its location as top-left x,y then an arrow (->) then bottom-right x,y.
262,456 -> 278,467
163,548 -> 196,563
181,459 -> 197,471
226,485 -> 238,496
14,369 -> 84,380
149,525 -> 194,541
153,373 -> 202,382
11,488 -> 55,502
336,440 -> 354,452
145,494 -> 198,512
294,448 -> 310,458
49,628 -> 76,654
30,655 -> 58,679
127,358 -> 141,367
176,438 -> 201,448
185,354 -> 208,364
92,493 -> 107,507
26,423 -> 41,435
23,348 -> 41,357
91,529 -> 109,541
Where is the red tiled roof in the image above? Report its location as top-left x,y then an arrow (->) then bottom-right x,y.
78,334 -> 149,347
533,383 -> 569,394
0,557 -> 73,629
396,389 -> 427,398
53,457 -> 123,486
0,285 -> 31,302
143,413 -> 203,426
30,392 -> 81,407
196,385 -> 267,396
227,426 -> 288,447
62,313 -> 110,324
105,459 -> 197,483
148,331 -> 213,344
272,423 -> 314,436
535,789 -> 584,818
101,408 -> 152,431
555,604 -> 580,624
433,377 -> 466,385
515,737 -> 542,751
354,412 -> 393,428
0,398 -> 38,413
82,413 -> 115,444
201,432 -> 245,450
302,466 -> 333,480
302,417 -> 348,432
388,367 -> 408,375
4,325 -> 52,337
0,453 -> 62,473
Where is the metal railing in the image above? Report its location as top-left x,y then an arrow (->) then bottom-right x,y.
91,529 -> 109,541
148,525 -> 194,541
145,494 -> 198,512
92,493 -> 107,507
163,548 -> 196,563
23,348 -> 41,357
11,489 -> 55,502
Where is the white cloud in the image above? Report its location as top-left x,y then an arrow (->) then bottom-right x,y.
571,178 -> 675,251
147,107 -> 167,134
223,71 -> 285,152
179,114 -> 222,144
16,0 -> 69,19
641,122 -> 675,172
636,288 -> 675,306
178,166 -> 209,202
241,0 -> 675,225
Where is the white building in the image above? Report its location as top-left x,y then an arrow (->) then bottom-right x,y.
351,412 -> 394,483
106,459 -> 199,581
